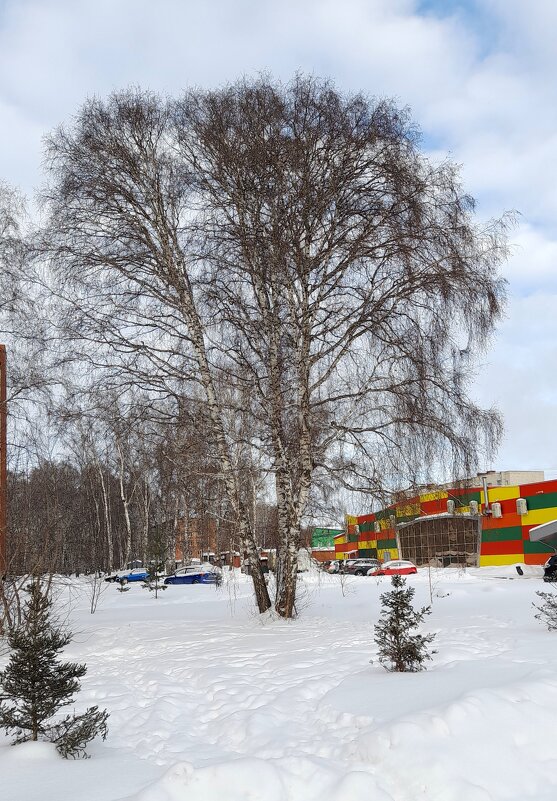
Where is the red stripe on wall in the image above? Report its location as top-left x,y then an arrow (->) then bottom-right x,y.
335,547 -> 358,557
520,479 -> 557,496
499,498 -> 519,515
421,499 -> 446,515
524,553 -> 550,566
481,513 -> 523,530
522,524 -> 538,540
480,540 -> 524,556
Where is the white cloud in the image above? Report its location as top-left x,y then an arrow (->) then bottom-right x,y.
472,288 -> 557,469
502,225 -> 557,294
0,98 -> 43,191
0,0 -> 555,473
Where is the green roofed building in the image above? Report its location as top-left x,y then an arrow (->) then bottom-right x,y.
311,527 -> 343,548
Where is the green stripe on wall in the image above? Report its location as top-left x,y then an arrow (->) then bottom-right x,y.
453,491 -> 482,506
377,538 -> 398,549
481,527 -> 523,543
524,492 -> 557,511
524,540 -> 555,554
358,521 -> 375,534
358,548 -> 378,558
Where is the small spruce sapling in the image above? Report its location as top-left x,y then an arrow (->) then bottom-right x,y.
533,589 -> 557,630
143,529 -> 168,599
0,580 -> 108,757
374,574 -> 436,672
142,561 -> 167,599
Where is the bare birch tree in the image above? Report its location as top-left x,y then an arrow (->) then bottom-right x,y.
38,77 -> 508,618
40,93 -> 271,612
175,75 -> 509,617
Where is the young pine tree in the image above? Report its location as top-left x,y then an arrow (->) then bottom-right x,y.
143,530 -> 168,600
0,580 -> 108,758
374,574 -> 436,672
142,560 -> 167,599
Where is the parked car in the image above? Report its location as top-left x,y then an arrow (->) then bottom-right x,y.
367,560 -> 417,577
327,560 -> 341,574
344,558 -> 382,576
105,567 -> 149,584
543,554 -> 557,582
164,563 -> 222,586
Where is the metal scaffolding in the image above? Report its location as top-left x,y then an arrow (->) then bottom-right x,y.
396,514 -> 481,568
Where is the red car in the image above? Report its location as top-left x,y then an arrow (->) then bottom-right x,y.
367,559 -> 417,577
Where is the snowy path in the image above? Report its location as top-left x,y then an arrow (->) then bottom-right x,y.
2,569 -> 557,800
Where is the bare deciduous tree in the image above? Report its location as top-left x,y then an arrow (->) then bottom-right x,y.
40,99 -> 271,612
38,76 -> 508,618
177,75 -> 508,616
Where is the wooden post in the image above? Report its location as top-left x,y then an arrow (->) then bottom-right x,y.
0,345 -> 6,576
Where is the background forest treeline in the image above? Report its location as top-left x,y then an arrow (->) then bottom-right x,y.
6,398 -> 291,576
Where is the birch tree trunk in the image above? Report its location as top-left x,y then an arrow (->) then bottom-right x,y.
177,284 -> 271,611
96,464 -> 113,572
139,478 -> 151,566
116,439 -> 133,568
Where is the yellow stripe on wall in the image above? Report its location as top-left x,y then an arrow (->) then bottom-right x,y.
337,548 -> 400,561
486,485 -> 520,502
419,490 -> 448,503
520,508 -> 557,527
357,540 -> 378,550
479,553 -> 523,567
397,503 -> 420,517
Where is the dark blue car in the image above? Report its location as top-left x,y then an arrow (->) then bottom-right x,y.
105,567 -> 149,584
164,564 -> 222,586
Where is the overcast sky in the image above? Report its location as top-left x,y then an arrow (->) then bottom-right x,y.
0,0 -> 555,477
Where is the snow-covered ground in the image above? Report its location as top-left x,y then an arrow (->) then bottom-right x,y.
2,566 -> 557,801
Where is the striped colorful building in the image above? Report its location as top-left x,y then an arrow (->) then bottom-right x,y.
336,478 -> 557,567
